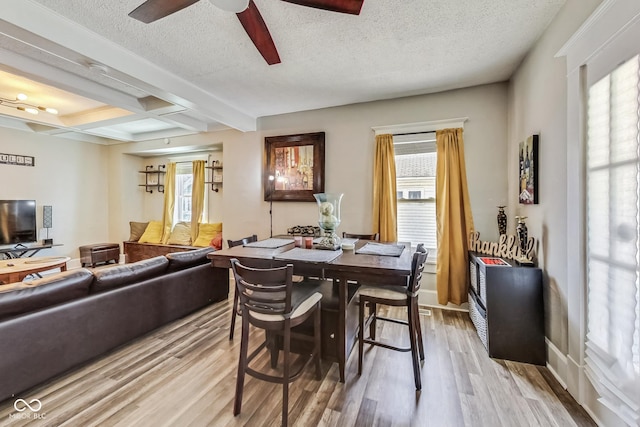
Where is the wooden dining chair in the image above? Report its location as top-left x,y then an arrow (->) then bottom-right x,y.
227,234 -> 258,340
342,232 -> 380,241
227,234 -> 258,249
357,244 -> 428,390
230,258 -> 322,427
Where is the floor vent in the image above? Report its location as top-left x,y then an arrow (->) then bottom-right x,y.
419,307 -> 432,316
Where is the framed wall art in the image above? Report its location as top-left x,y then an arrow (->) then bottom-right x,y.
264,132 -> 325,202
518,134 -> 539,204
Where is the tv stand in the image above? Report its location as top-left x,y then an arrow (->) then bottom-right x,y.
0,243 -> 62,259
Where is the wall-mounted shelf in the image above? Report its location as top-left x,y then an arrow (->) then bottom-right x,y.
205,160 -> 223,192
139,164 -> 166,193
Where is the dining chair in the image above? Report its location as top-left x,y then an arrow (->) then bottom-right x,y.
230,258 -> 322,427
227,234 -> 258,340
342,232 -> 380,241
356,244 -> 428,390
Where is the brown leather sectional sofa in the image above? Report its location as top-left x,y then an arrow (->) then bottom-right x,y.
0,247 -> 229,403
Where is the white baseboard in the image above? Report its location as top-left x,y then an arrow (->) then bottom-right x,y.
545,337 -> 568,389
418,289 -> 469,312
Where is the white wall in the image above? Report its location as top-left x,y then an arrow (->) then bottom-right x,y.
107,83 -> 509,306
508,0 -> 608,422
0,127 -> 110,261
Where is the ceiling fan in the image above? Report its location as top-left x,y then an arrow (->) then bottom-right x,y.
129,0 -> 365,65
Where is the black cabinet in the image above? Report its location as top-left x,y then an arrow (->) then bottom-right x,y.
468,252 -> 545,365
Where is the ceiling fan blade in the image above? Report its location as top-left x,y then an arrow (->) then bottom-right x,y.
129,0 -> 200,23
236,1 -> 281,65
281,0 -> 364,15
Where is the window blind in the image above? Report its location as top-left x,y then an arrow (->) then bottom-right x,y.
586,54 -> 640,426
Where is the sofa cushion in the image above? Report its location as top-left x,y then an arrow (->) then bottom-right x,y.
167,222 -> 192,246
166,247 -> 215,273
91,256 -> 168,293
138,221 -> 164,244
129,221 -> 149,242
0,269 -> 94,321
193,222 -> 222,247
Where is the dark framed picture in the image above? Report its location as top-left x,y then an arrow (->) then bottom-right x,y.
264,132 -> 325,202
519,134 -> 539,204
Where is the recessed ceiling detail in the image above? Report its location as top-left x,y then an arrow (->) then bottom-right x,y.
0,0 -> 566,144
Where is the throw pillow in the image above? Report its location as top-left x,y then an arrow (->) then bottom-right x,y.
129,221 -> 149,242
138,221 -> 164,244
193,222 -> 222,247
167,222 -> 192,246
210,232 -> 223,250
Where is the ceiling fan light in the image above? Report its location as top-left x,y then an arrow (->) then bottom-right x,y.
17,106 -> 38,115
209,0 -> 249,13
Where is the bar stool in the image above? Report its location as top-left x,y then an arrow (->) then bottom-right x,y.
227,234 -> 258,340
230,258 -> 322,427
356,244 -> 428,390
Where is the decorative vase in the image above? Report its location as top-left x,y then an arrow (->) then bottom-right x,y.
497,206 -> 507,236
515,216 -> 532,264
313,193 -> 343,250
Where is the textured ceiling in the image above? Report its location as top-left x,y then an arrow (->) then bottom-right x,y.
0,0 -> 566,142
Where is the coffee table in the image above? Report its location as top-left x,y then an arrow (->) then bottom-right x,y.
0,256 -> 70,284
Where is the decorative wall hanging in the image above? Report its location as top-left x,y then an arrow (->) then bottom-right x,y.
0,153 -> 34,167
518,134 -> 539,204
264,132 -> 325,202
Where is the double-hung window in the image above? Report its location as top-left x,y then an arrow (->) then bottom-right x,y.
394,134 -> 437,253
174,160 -> 208,223
585,53 -> 640,423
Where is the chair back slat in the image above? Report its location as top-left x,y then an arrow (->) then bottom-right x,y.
228,234 -> 258,248
407,244 -> 428,297
231,258 -> 293,316
342,232 -> 380,241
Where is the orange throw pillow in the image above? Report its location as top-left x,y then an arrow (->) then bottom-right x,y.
210,233 -> 223,250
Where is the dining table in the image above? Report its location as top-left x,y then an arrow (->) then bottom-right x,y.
207,237 -> 414,382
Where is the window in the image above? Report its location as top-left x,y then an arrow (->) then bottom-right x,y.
174,161 -> 207,223
394,136 -> 437,252
585,54 -> 640,420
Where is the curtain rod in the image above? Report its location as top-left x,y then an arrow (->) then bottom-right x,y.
393,131 -> 436,136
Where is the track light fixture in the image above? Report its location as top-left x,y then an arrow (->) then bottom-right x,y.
0,93 -> 59,116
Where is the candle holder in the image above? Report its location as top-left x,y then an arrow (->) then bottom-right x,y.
313,193 -> 343,250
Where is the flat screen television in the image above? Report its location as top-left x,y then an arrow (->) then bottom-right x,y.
0,200 -> 37,246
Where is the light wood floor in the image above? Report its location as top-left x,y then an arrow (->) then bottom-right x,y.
0,298 -> 595,427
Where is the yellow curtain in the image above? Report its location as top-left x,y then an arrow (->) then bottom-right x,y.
161,162 -> 176,244
435,128 -> 474,305
191,160 -> 206,241
372,134 -> 397,242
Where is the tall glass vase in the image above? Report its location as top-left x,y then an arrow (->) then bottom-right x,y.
314,193 -> 343,250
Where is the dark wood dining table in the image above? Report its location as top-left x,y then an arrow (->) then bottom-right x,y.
207,238 -> 414,382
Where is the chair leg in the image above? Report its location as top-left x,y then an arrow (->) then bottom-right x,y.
314,307 -> 322,380
358,297 -> 365,375
229,287 -> 239,340
282,321 -> 291,427
234,316 -> 250,415
407,300 -> 422,390
369,302 -> 377,340
413,300 -> 425,361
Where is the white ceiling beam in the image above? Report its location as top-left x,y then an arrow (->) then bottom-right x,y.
0,1 -> 257,131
